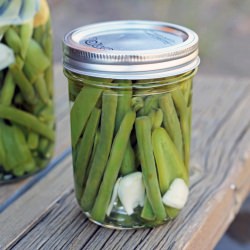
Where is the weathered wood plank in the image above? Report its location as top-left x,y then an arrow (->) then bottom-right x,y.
0,75 -> 249,250
0,155 -> 73,250
0,64 -> 70,208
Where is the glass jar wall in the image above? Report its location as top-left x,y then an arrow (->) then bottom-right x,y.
65,69 -> 196,229
0,0 -> 55,182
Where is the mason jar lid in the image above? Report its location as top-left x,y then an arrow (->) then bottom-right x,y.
63,20 -> 199,79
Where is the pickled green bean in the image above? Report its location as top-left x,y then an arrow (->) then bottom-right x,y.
27,131 -> 39,150
159,94 -> 183,159
114,80 -> 132,133
20,20 -> 33,59
0,105 -> 55,141
152,127 -> 189,218
120,143 -> 136,175
141,198 -> 155,220
152,127 -> 188,193
70,86 -> 102,147
4,28 -> 22,54
138,95 -> 158,116
9,64 -> 36,105
81,91 -> 117,211
23,39 -> 50,83
0,71 -> 15,106
91,110 -> 136,221
149,108 -> 163,130
74,108 -> 101,200
0,123 -> 35,173
172,88 -> 190,168
135,116 -> 166,220
131,97 -> 144,112
34,74 -> 50,104
44,66 -> 53,98
114,80 -> 136,175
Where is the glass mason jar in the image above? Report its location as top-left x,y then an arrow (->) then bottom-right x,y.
0,0 -> 55,183
63,21 -> 199,229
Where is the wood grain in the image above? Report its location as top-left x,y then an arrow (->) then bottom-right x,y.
0,65 -> 70,208
0,75 -> 249,250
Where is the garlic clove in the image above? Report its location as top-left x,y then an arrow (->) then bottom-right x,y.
118,172 -> 145,215
162,178 -> 189,210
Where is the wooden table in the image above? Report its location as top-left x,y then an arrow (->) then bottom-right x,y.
0,65 -> 250,250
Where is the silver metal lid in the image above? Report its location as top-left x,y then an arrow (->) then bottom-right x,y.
63,20 -> 199,79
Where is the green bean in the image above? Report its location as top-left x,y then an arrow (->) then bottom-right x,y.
152,127 -> 188,193
9,63 -> 36,105
16,56 -> 24,69
28,131 -> 39,150
43,142 -> 54,159
9,64 -> 35,104
80,129 -> 100,199
131,97 -> 144,112
88,129 -> 100,169
38,103 -> 54,123
141,198 -> 155,220
135,116 -> 166,220
165,207 -> 180,219
74,108 -> 101,201
138,95 -> 158,116
185,79 -> 193,109
44,67 -> 53,98
0,123 -> 35,172
68,79 -> 83,102
33,25 -> 45,44
81,91 -> 117,211
149,108 -> 163,130
20,20 -> 33,59
43,29 -> 52,59
13,93 -> 24,106
34,74 -> 50,104
4,27 -> 22,54
0,71 -> 15,106
12,168 -> 24,177
23,39 -> 50,83
38,137 -> 49,155
152,127 -> 189,218
91,110 -> 136,221
70,86 -> 102,147
120,143 -> 136,175
0,105 -> 55,141
114,80 -> 136,176
114,80 -> 132,133
159,94 -> 183,159
172,88 -> 190,168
